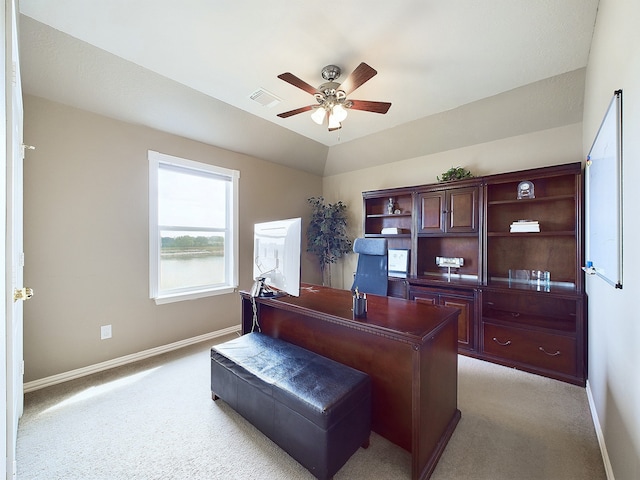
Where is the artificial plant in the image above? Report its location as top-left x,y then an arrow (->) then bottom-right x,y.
306,197 -> 352,286
437,166 -> 474,182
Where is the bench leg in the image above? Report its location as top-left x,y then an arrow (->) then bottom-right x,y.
361,436 -> 370,449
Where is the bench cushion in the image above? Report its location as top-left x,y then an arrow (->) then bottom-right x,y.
211,332 -> 370,430
211,332 -> 371,480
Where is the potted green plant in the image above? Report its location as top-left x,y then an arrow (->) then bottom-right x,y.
437,166 -> 474,182
306,197 -> 352,286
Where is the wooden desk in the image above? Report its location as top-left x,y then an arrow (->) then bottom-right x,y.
241,284 -> 461,480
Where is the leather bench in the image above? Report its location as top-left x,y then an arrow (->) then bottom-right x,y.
211,332 -> 371,480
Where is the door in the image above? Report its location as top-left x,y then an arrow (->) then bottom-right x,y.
5,1 -> 26,477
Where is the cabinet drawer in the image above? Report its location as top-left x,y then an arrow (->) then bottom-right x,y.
482,289 -> 579,333
483,323 -> 576,376
482,290 -> 577,322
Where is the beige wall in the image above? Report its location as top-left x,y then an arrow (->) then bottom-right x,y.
582,0 -> 640,478
22,95 -> 322,382
322,123 -> 583,290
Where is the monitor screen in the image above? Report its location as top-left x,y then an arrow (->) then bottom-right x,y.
252,217 -> 301,297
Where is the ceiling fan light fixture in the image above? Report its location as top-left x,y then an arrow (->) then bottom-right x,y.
311,107 -> 326,125
277,62 -> 390,132
327,112 -> 342,130
331,104 -> 348,122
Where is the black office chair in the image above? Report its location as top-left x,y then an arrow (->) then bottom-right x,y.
351,238 -> 388,296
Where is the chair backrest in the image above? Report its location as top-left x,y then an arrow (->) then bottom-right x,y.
351,238 -> 388,296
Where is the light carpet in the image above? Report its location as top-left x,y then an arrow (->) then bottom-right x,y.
17,335 -> 606,479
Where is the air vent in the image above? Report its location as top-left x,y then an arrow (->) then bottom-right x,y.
249,88 -> 281,108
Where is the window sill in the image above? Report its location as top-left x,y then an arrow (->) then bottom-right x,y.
153,286 -> 236,305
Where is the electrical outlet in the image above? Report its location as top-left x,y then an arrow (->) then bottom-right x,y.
100,324 -> 112,340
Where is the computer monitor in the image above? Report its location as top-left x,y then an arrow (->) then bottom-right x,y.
252,217 -> 301,297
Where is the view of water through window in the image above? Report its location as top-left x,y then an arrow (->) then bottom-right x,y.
160,255 -> 225,290
159,233 -> 225,290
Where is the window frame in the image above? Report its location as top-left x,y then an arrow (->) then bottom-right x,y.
148,150 -> 239,304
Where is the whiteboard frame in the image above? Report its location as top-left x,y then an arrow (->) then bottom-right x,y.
586,90 -> 623,289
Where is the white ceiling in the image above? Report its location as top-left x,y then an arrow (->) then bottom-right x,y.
18,0 -> 599,176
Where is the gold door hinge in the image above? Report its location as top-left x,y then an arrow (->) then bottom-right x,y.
14,287 -> 33,302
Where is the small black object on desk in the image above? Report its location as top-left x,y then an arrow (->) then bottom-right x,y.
353,288 -> 367,319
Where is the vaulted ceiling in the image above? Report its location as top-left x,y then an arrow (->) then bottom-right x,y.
18,1 -> 599,176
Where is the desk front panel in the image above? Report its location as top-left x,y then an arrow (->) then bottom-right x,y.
258,302 -> 415,450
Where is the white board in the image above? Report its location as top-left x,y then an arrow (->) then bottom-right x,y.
586,90 -> 623,288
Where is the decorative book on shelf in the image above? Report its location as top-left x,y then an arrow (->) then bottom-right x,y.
381,227 -> 408,235
510,220 -> 539,233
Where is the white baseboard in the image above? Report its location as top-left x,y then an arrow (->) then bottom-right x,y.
23,325 -> 241,393
586,379 -> 615,479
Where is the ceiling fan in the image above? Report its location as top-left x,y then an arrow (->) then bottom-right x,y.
276,62 -> 392,132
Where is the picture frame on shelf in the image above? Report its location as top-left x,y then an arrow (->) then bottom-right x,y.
388,249 -> 410,277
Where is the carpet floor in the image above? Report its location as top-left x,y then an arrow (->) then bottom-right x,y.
17,335 -> 606,479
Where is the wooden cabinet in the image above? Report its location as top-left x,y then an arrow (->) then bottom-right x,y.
362,183 -> 481,282
418,186 -> 479,234
409,285 -> 477,351
361,162 -> 586,385
479,162 -> 585,385
480,288 -> 585,384
415,182 -> 482,282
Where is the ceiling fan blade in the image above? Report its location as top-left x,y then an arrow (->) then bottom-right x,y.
339,63 -> 377,95
277,105 -> 315,118
348,100 -> 392,114
277,72 -> 321,96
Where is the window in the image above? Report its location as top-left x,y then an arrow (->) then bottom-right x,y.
149,150 -> 239,304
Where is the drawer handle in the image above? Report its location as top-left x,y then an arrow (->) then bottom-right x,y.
492,337 -> 511,346
511,312 -> 520,318
539,347 -> 561,356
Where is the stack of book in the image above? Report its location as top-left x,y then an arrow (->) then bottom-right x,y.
381,227 -> 407,234
510,220 -> 540,233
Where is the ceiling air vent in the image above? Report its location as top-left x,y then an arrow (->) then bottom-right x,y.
249,88 -> 281,108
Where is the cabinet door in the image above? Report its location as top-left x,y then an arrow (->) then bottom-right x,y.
418,187 -> 478,234
418,192 -> 445,234
447,187 -> 478,233
410,289 -> 475,350
440,294 -> 474,349
387,278 -> 408,299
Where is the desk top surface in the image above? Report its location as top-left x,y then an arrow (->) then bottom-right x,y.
244,283 -> 459,342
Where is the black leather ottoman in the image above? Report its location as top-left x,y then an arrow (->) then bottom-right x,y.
211,332 -> 371,480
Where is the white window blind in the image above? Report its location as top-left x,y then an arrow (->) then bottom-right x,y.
149,150 -> 239,304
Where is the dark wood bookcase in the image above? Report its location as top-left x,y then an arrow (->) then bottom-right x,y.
362,162 -> 586,385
